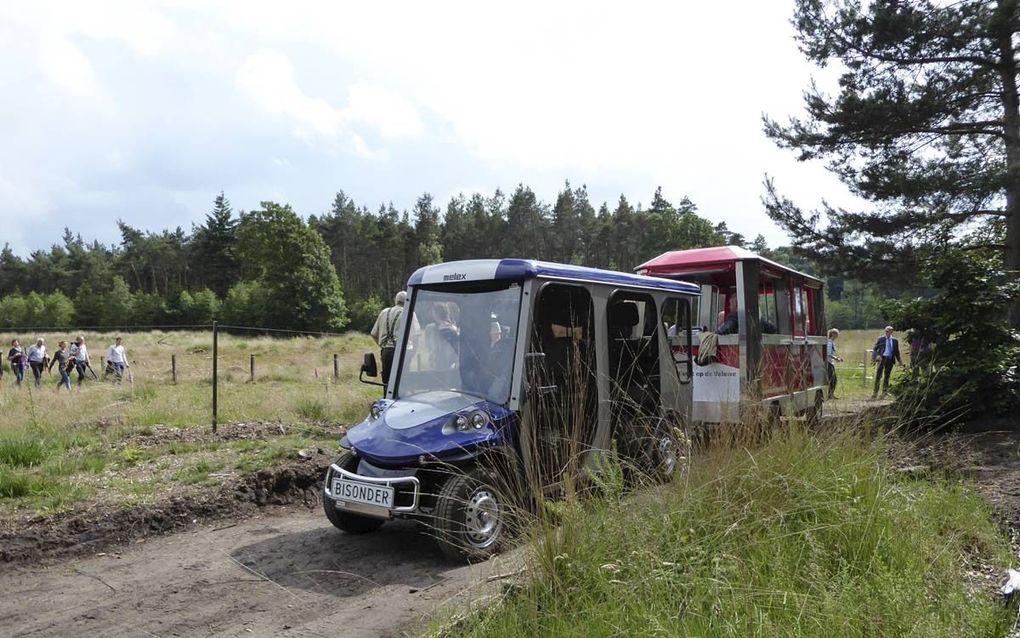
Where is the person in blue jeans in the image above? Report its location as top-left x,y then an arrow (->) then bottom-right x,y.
49,340 -> 72,391
8,339 -> 26,387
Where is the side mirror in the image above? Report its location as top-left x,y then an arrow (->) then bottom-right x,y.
361,352 -> 378,378
359,352 -> 385,387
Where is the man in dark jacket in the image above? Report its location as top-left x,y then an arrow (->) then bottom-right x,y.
871,325 -> 903,398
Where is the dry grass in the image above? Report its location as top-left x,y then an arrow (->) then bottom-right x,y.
0,330 -> 382,513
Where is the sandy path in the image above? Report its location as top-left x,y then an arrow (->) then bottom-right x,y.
0,510 -> 510,637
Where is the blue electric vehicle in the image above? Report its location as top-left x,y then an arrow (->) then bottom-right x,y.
324,259 -> 700,560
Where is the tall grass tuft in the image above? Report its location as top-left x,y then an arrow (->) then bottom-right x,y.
294,397 -> 327,421
0,467 -> 42,498
456,423 -> 1013,637
0,436 -> 53,467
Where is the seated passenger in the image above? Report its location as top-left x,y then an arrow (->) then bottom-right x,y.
717,295 -> 739,335
424,303 -> 459,369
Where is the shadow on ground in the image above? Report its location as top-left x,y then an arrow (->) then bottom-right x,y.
230,519 -> 453,598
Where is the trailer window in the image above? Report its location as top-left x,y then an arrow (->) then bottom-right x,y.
661,297 -> 693,384
773,278 -> 792,335
805,286 -> 821,335
792,284 -> 807,337
758,280 -> 779,334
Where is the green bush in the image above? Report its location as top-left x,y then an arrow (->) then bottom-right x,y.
347,295 -> 384,334
888,250 -> 1020,422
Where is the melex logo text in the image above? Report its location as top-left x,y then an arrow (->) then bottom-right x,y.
443,273 -> 467,281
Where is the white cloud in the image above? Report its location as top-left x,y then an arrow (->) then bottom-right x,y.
344,83 -> 421,140
38,35 -> 105,100
235,49 -> 421,154
236,49 -> 344,137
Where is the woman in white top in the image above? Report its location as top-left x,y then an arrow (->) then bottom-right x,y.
26,338 -> 46,387
69,336 -> 91,386
106,336 -> 129,383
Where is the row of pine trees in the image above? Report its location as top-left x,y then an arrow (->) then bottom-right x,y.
0,184 -> 767,332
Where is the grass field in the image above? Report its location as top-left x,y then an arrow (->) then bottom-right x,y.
0,330 -> 381,513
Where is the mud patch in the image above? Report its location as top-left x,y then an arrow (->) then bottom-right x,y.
0,450 -> 336,566
116,421 -> 347,449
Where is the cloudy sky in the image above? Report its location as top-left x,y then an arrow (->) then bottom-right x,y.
0,1 -> 853,256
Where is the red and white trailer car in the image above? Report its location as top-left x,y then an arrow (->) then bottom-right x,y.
636,246 -> 827,424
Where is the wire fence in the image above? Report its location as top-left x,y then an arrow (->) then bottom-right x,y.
0,322 -> 372,432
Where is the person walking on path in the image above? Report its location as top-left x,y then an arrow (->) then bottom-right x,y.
871,325 -> 903,398
68,335 -> 91,387
8,339 -> 26,387
826,328 -> 844,399
370,291 -> 407,385
106,336 -> 129,384
26,338 -> 47,387
49,340 -> 71,391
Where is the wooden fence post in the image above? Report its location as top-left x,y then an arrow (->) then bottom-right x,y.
212,322 -> 218,434
250,354 -> 256,383
333,353 -> 339,382
171,354 -> 177,384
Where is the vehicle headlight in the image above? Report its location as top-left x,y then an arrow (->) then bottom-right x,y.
444,411 -> 490,434
470,411 -> 489,429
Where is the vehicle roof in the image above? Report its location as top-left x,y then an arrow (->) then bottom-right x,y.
408,259 -> 701,295
635,245 -> 822,284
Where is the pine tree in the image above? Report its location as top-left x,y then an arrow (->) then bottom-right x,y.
190,192 -> 239,297
765,0 -> 1020,327
413,193 -> 443,267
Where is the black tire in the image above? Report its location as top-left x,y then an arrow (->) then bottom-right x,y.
323,451 -> 386,534
434,466 -> 508,561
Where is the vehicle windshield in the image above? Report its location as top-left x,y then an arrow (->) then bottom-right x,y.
394,281 -> 522,404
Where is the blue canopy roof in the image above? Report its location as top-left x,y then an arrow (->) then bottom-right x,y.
407,259 -> 700,295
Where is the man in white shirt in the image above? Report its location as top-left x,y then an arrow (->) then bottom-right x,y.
106,336 -> 129,383
26,338 -> 46,387
69,335 -> 91,387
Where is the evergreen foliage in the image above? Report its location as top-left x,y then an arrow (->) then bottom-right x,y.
887,250 -> 1020,420
0,184 -> 729,331
764,0 -> 1020,328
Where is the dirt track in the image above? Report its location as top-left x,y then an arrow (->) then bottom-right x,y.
1,509 -> 511,637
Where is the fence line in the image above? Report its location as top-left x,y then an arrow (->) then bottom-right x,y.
1,322 -> 365,432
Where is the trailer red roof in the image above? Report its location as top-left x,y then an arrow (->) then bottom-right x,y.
635,245 -> 822,285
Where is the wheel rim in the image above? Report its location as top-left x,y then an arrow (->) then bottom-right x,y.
658,435 -> 677,477
463,486 -> 502,549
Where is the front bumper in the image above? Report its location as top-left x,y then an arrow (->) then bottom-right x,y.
324,464 -> 421,519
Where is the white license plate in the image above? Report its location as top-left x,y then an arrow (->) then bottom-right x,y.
334,479 -> 394,509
